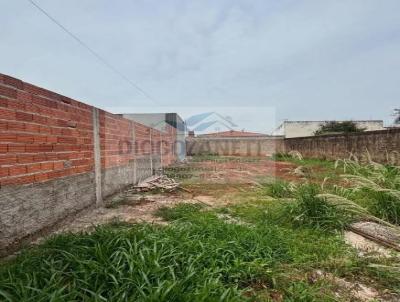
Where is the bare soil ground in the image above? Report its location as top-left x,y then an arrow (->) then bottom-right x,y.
51,157 -> 297,235
189,158 -> 297,183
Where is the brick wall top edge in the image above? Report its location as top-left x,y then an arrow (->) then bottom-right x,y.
0,73 -> 89,110
0,73 -> 180,134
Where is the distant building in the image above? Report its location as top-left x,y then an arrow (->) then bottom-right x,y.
197,130 -> 270,138
272,120 -> 385,138
122,113 -> 186,161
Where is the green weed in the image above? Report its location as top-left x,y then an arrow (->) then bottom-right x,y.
0,202 -> 352,301
285,184 -> 352,231
262,180 -> 294,198
336,158 -> 400,225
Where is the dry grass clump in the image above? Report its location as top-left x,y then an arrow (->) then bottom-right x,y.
336,157 -> 400,225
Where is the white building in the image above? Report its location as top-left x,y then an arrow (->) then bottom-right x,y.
272,120 -> 385,138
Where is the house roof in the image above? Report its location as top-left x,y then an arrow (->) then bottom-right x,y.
197,130 -> 268,138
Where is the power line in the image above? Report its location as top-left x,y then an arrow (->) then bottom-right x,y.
28,0 -> 157,104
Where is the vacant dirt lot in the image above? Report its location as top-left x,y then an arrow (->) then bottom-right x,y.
3,155 -> 400,301
49,157 -> 297,235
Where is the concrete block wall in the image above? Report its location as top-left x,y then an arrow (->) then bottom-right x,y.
186,130 -> 400,166
0,73 -> 177,255
284,128 -> 400,165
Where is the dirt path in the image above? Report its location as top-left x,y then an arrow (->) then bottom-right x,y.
54,193 -> 188,234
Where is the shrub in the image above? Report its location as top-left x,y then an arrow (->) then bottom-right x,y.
314,121 -> 365,136
286,184 -> 352,231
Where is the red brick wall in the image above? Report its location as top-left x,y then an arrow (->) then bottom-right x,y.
133,121 -> 177,166
0,73 -> 177,187
99,111 -> 134,169
158,124 -> 177,166
98,111 -> 177,170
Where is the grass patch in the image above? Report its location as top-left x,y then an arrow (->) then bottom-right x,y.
1,201 -> 356,301
155,203 -> 204,221
225,192 -> 400,295
271,152 -> 335,169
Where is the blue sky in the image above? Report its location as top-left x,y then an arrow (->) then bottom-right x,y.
1,0 -> 399,132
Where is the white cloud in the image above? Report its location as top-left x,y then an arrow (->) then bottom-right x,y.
0,0 -> 399,130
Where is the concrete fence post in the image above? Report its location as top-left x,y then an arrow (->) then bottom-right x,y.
92,108 -> 102,206
149,128 -> 153,174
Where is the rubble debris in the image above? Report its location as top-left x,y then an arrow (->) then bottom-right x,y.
129,175 -> 180,193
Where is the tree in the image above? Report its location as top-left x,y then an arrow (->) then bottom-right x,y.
314,121 -> 365,136
393,109 -> 400,125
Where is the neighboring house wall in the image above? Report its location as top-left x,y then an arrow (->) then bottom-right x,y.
0,74 -> 177,256
274,120 -> 385,138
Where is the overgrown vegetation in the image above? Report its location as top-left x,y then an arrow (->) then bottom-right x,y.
224,195 -> 400,296
336,158 -> 400,225
259,153 -> 400,298
269,152 -> 400,227
0,203 -> 351,302
285,184 -> 354,231
1,154 -> 399,301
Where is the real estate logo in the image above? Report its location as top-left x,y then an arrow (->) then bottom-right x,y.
185,112 -> 238,134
